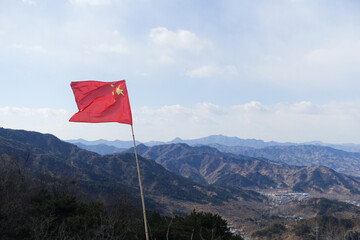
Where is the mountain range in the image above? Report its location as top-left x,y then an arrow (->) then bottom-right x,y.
128,143 -> 360,197
0,127 -> 262,215
4,126 -> 360,200
4,127 -> 360,235
67,134 -> 360,153
69,135 -> 360,179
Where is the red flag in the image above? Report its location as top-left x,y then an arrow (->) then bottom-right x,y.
69,80 -> 132,125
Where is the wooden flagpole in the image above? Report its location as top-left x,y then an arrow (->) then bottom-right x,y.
131,125 -> 149,240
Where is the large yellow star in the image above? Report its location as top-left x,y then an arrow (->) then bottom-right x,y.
116,86 -> 124,96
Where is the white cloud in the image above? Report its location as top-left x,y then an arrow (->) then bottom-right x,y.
137,102 -> 226,126
69,0 -> 112,6
1,0 -> 360,144
91,43 -> 128,54
10,43 -> 45,53
234,101 -> 269,113
0,107 -> 75,141
134,103 -> 226,139
139,104 -> 187,116
289,101 -> 319,114
132,100 -> 360,143
231,100 -> 360,143
22,0 -> 36,5
196,102 -> 227,116
0,107 -> 67,118
147,55 -> 174,65
187,65 -> 238,78
252,36 -> 360,90
234,101 -> 322,115
138,102 -> 226,119
2,100 -> 360,144
149,27 -> 209,52
305,39 -> 360,68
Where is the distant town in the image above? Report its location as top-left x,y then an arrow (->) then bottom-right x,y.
259,190 -> 311,205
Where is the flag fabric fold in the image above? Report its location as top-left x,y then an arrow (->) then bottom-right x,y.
69,80 -> 132,125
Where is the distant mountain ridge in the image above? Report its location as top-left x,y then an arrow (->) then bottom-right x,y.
66,135 -> 360,154
213,144 -> 360,177
67,138 -> 138,148
168,135 -> 293,148
168,135 -> 360,152
74,142 -> 126,155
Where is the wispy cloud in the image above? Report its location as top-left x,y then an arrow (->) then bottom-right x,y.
146,55 -> 174,65
139,104 -> 188,116
69,0 -> 113,6
22,0 -> 36,5
1,100 -> 360,144
10,43 -> 45,53
187,65 -> 238,78
149,27 -> 210,52
90,43 -> 128,54
0,107 -> 67,118
234,101 -> 269,113
196,102 -> 227,116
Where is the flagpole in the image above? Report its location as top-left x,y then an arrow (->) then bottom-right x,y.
131,124 -> 149,240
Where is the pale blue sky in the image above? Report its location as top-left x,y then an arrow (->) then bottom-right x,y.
1,0 -> 360,143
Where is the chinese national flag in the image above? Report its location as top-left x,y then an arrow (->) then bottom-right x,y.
69,80 -> 132,125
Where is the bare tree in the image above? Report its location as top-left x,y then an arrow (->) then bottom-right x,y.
166,218 -> 173,240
